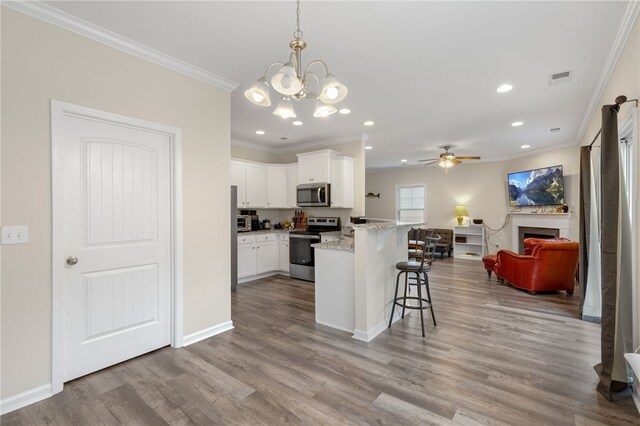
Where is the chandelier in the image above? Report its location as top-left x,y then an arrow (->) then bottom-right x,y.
244,0 -> 348,119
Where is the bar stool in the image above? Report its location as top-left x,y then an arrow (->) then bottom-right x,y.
389,239 -> 438,337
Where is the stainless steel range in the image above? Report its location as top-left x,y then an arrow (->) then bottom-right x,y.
289,217 -> 340,282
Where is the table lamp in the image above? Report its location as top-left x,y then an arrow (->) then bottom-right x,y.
455,205 -> 468,226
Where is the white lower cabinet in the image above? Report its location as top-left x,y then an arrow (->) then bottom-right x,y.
238,233 -> 289,281
278,234 -> 290,272
237,235 -> 257,278
256,234 -> 277,274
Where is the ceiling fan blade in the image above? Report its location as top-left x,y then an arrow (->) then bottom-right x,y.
450,158 -> 462,165
456,156 -> 481,160
422,160 -> 440,166
417,158 -> 439,162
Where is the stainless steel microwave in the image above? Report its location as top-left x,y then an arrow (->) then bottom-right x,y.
296,182 -> 331,207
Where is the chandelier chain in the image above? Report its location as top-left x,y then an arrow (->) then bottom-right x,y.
293,0 -> 303,40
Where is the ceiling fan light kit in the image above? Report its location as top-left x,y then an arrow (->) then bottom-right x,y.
418,145 -> 481,172
244,0 -> 348,119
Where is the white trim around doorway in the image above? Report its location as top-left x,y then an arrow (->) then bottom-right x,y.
50,100 -> 184,395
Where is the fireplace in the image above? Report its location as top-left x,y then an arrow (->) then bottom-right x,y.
510,213 -> 571,253
518,226 -> 559,254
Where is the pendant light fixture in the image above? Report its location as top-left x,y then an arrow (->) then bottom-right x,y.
244,0 -> 348,119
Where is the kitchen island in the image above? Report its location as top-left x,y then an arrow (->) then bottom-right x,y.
313,220 -> 423,342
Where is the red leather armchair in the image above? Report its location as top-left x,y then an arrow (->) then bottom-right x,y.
494,240 -> 578,294
523,237 -> 570,255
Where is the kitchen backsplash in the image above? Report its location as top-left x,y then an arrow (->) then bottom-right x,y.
248,208 -> 353,227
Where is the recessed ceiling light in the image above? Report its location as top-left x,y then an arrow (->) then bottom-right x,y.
401,159 -> 408,162
365,146 -> 373,150
521,145 -> 530,149
511,121 -> 524,127
363,121 -> 375,126
292,121 -> 303,126
497,84 -> 513,93
339,108 -> 351,114
255,130 -> 265,135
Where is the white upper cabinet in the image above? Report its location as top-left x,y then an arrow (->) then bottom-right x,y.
267,165 -> 288,208
331,156 -> 354,208
286,163 -> 298,208
232,159 -> 290,209
245,162 -> 268,208
297,150 -> 336,184
230,160 -> 246,208
233,150 -> 351,209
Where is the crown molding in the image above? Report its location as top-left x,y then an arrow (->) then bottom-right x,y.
277,133 -> 363,154
230,138 -> 274,152
3,1 -> 239,92
576,0 -> 640,143
231,133 -> 363,155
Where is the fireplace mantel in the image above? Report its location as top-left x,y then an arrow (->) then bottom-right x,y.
509,213 -> 572,252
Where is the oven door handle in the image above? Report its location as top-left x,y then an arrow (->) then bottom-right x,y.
289,234 -> 321,240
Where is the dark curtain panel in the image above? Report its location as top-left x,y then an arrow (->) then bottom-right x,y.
578,147 -> 591,317
594,104 -> 627,399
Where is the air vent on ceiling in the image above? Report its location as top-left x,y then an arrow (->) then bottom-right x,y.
550,127 -> 561,132
549,71 -> 572,85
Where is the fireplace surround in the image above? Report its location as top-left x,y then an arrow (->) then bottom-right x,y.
510,213 -> 571,253
517,226 -> 560,254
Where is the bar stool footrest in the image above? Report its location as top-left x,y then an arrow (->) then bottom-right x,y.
393,296 -> 432,310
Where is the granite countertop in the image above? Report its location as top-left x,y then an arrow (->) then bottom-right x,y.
238,229 -> 290,235
319,231 -> 342,237
350,219 -> 427,230
312,236 -> 354,252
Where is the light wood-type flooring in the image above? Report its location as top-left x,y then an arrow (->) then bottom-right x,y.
3,257 -> 639,425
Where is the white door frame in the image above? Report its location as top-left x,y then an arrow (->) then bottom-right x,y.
50,100 -> 184,394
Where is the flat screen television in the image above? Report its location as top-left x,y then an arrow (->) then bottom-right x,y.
507,165 -> 565,207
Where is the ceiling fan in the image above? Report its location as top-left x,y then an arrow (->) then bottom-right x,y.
418,145 -> 481,172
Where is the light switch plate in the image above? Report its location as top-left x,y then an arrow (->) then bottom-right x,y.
1,225 -> 29,244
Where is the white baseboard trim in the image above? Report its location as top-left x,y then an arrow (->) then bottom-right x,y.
181,320 -> 234,347
0,383 -> 52,415
316,320 -> 354,334
238,271 -> 288,284
352,311 -> 410,342
353,320 -> 388,342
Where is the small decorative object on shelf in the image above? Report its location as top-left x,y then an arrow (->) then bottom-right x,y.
365,192 -> 381,198
562,204 -> 569,213
455,236 -> 467,243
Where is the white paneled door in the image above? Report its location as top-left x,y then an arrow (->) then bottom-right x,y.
61,113 -> 172,382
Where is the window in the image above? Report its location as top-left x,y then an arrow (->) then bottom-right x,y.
396,184 -> 425,222
620,116 -> 636,222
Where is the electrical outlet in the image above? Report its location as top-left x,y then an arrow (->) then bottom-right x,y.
1,225 -> 29,244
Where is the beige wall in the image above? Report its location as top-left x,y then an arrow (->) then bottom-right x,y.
1,8 -> 231,399
231,143 -> 281,163
366,144 -> 580,253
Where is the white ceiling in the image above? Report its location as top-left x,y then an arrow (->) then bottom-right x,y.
44,1 -> 629,169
